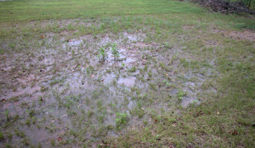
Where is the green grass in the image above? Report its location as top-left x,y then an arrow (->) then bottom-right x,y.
0,0 -> 254,30
0,0 -> 203,23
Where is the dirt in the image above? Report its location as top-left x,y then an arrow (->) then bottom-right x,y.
0,25 -> 218,147
212,29 -> 255,41
183,25 -> 195,30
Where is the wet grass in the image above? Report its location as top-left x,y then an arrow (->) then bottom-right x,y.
0,0 -> 255,148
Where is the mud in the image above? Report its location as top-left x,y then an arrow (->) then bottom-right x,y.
0,23 -> 217,147
212,29 -> 255,42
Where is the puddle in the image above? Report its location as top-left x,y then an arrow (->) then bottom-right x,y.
123,32 -> 145,42
2,86 -> 41,100
103,73 -> 116,85
62,39 -> 84,49
0,26 -> 218,147
103,73 -> 136,87
98,36 -> 112,45
117,77 -> 136,87
30,129 -> 63,145
67,40 -> 83,46
104,47 -> 138,68
16,74 -> 36,85
127,100 -> 136,110
181,96 -> 199,108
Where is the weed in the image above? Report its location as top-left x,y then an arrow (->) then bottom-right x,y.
16,130 -> 25,138
97,115 -> 104,123
131,106 -> 145,118
163,42 -> 172,49
51,139 -> 56,147
115,113 -> 129,129
32,117 -> 36,124
22,137 -> 30,146
144,65 -> 148,72
5,110 -> 10,121
177,90 -> 186,100
149,83 -> 157,91
97,100 -> 103,109
38,143 -> 42,148
92,90 -> 99,99
25,119 -> 31,126
121,63 -> 125,68
113,80 -> 117,85
111,43 -> 119,60
129,66 -> 136,72
148,71 -> 152,77
86,68 -> 90,74
0,132 -> 4,141
98,47 -> 106,61
191,99 -> 198,105
7,133 -> 12,141
87,111 -> 94,118
9,97 -> 19,102
159,62 -> 171,71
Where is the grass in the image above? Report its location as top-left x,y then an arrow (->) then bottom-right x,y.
0,0 -> 255,147
115,113 -> 129,129
177,90 -> 186,100
129,66 -> 136,72
111,43 -> 119,60
0,132 -> 4,141
98,47 -> 106,61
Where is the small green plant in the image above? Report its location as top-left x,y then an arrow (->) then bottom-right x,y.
25,119 -> 31,126
0,131 -> 4,141
87,111 -> 94,117
192,99 -> 198,104
113,80 -> 117,85
5,110 -> 10,121
111,43 -> 119,60
129,66 -> 136,72
163,79 -> 167,84
159,62 -> 171,71
121,63 -> 125,68
149,83 -> 157,91
67,23 -> 75,31
86,68 -> 90,74
7,133 -> 12,141
148,71 -> 152,77
51,139 -> 56,146
177,90 -> 186,100
97,47 -> 106,61
115,113 -> 129,129
166,82 -> 172,88
144,65 -> 148,71
163,42 -> 171,48
130,106 -> 145,118
21,137 -> 30,146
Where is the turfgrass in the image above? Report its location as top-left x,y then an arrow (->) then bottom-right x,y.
0,0 -> 255,147
0,0 -> 204,22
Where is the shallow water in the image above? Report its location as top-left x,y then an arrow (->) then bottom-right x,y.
0,28 -> 217,147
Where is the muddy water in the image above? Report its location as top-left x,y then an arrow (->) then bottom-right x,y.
117,77 -> 136,87
0,30 -> 217,147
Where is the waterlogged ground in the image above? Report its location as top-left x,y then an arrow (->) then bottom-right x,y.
0,17 -> 253,147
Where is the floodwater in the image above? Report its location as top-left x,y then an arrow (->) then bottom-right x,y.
0,29 -> 216,147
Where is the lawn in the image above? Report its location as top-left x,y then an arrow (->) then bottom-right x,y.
0,0 -> 254,147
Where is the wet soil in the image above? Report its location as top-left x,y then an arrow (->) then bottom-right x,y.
0,24 -> 217,147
